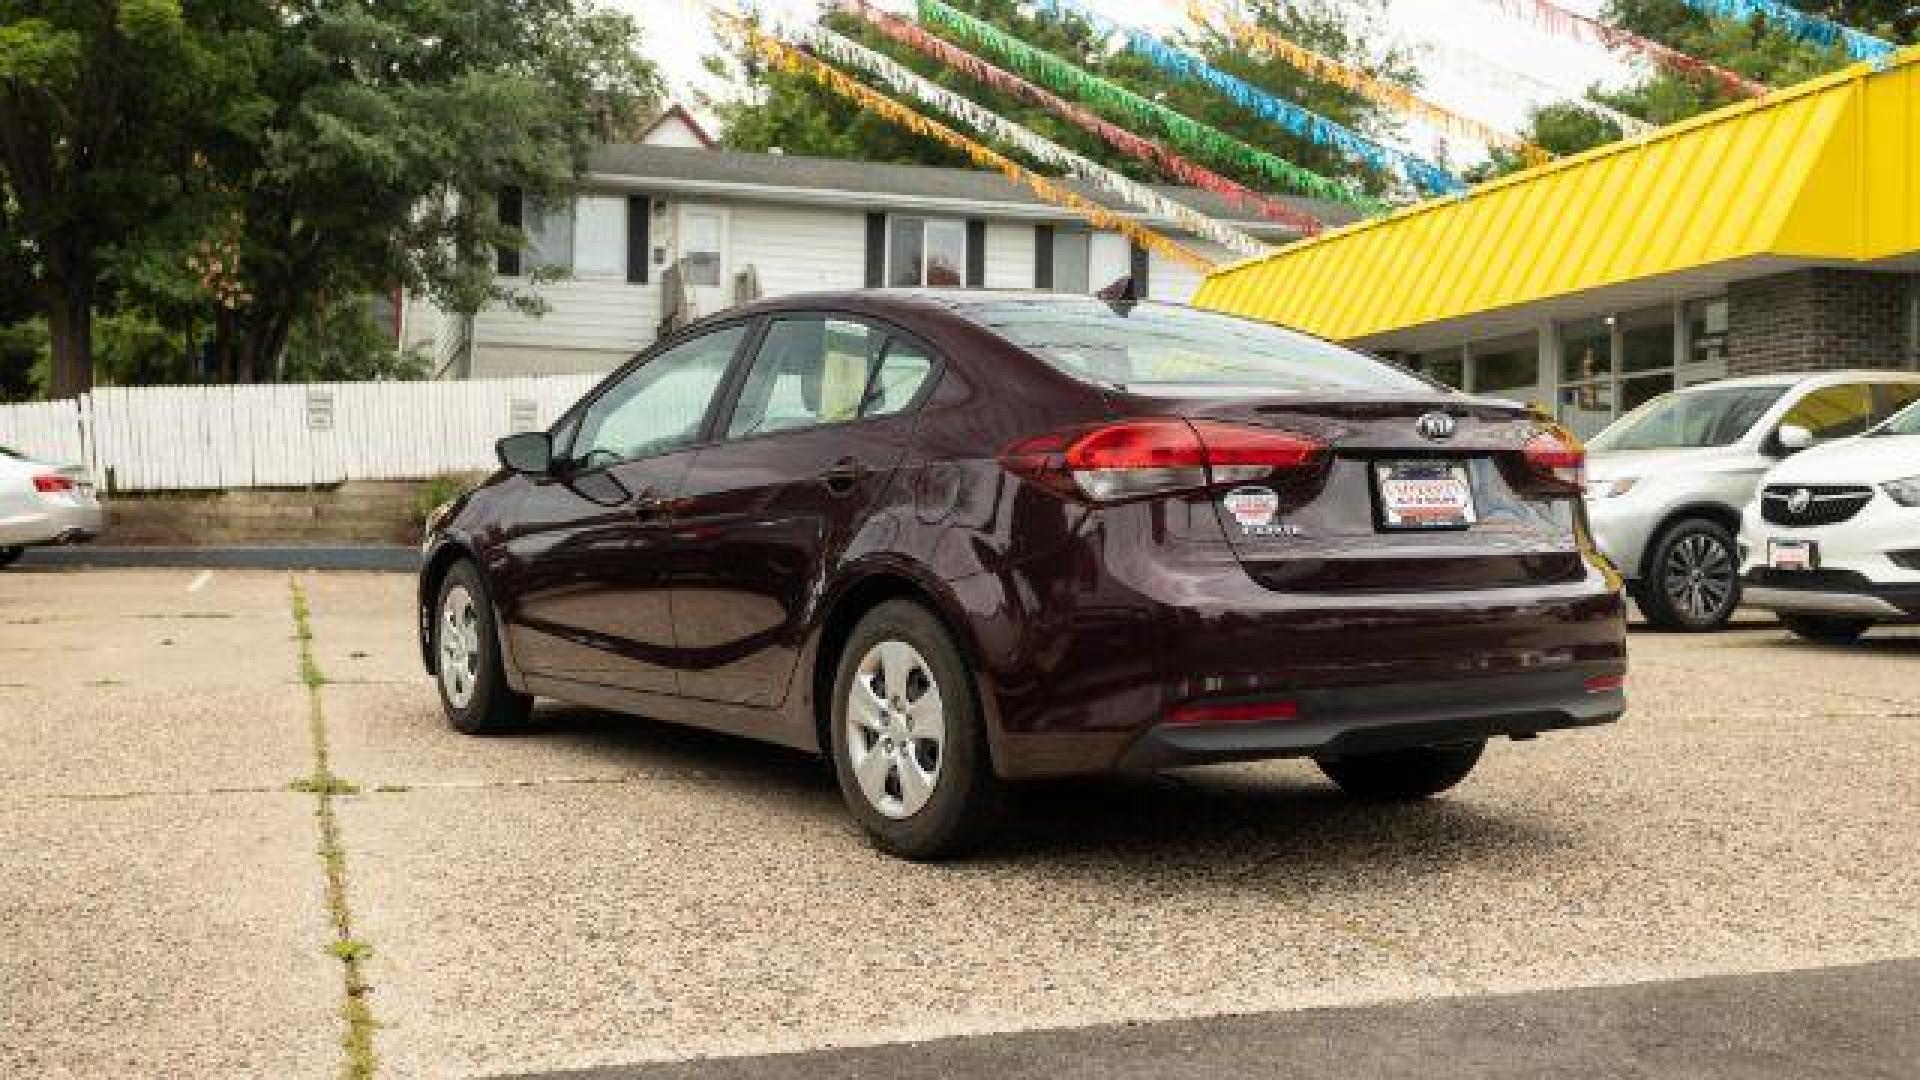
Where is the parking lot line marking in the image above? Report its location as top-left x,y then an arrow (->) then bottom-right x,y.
187,570 -> 213,593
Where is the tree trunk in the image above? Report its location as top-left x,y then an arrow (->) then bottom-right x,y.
43,286 -> 93,398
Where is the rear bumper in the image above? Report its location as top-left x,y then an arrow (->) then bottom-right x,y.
0,501 -> 104,547
1117,670 -> 1623,769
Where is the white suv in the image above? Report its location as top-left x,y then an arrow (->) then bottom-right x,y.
1739,401 -> 1920,642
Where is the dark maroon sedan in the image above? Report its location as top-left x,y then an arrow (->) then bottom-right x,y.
420,290 -> 1626,858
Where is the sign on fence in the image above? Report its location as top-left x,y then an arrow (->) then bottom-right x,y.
0,375 -> 602,492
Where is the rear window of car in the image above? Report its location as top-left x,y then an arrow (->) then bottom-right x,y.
957,298 -> 1438,394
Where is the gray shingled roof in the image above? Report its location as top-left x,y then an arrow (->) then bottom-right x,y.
585,144 -> 1363,239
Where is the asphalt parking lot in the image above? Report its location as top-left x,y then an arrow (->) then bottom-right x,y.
3,569 -> 1917,1078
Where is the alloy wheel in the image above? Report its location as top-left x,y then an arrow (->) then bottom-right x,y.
845,640 -> 946,819
1662,532 -> 1736,623
438,584 -> 481,709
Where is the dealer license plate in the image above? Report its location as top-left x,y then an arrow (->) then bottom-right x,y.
1375,460 -> 1476,530
1769,538 -> 1817,572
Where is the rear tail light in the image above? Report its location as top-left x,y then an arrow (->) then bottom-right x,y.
1584,674 -> 1625,694
1165,698 -> 1301,726
1523,428 -> 1585,496
32,474 -> 74,494
1002,418 -> 1326,503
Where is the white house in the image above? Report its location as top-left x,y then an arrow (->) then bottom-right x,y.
410,140 -> 1355,379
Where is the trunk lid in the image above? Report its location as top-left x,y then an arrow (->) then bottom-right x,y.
1108,389 -> 1587,593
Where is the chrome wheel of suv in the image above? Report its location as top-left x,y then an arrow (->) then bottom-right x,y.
1641,519 -> 1741,631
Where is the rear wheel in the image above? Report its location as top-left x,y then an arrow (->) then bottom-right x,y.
1639,518 -> 1741,631
434,560 -> 532,735
1318,741 -> 1485,801
829,600 -> 1002,860
0,546 -> 21,569
1780,613 -> 1872,644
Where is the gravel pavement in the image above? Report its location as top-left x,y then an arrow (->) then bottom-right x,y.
2,567 -> 1916,1078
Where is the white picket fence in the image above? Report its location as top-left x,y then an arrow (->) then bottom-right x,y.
0,376 -> 603,491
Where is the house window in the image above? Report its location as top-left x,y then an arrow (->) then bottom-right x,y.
526,199 -> 574,274
1051,228 -> 1091,294
681,207 -> 724,288
888,217 -> 966,288
572,196 -> 628,280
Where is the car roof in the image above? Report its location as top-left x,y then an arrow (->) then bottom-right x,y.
1684,369 -> 1920,391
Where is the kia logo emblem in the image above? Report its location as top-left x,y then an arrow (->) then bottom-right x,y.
1415,412 -> 1457,441
1787,488 -> 1812,514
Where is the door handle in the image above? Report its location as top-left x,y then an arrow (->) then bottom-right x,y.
821,458 -> 866,496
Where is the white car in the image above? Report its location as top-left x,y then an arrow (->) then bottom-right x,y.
1586,371 -> 1920,630
1739,402 -> 1920,642
0,446 -> 104,567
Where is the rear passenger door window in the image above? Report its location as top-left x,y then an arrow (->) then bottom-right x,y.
1781,383 -> 1878,443
726,317 -> 880,440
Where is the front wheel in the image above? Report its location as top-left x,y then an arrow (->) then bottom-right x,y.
1780,613 -> 1872,644
0,546 -> 21,569
1318,741 -> 1485,801
433,560 -> 532,735
1638,518 -> 1741,631
829,600 -> 1003,860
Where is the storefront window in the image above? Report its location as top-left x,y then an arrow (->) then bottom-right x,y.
1560,317 -> 1612,384
1470,334 -> 1539,402
1686,297 -> 1729,371
1411,347 -> 1464,389
1621,306 -> 1674,373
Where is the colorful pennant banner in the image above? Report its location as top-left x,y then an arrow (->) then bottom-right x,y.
1672,0 -> 1897,62
1480,0 -> 1769,98
1410,33 -> 1657,139
915,0 -> 1389,213
789,18 -> 1269,255
725,23 -> 1218,271
1187,0 -> 1551,166
1035,0 -> 1465,195
844,1 -> 1327,236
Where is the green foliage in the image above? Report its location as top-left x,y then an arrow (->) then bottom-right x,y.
706,0 -> 1419,198
0,0 -> 662,396
412,474 -> 472,527
279,299 -> 428,384
0,318 -> 47,402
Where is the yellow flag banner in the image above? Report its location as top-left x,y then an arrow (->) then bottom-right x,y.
740,29 -> 1219,272
1188,1 -> 1553,167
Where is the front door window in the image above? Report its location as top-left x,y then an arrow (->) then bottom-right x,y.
572,323 -> 748,468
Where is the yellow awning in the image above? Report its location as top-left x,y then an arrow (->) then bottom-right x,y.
1193,48 -> 1920,341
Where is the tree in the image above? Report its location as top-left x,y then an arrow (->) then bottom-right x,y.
1487,0 -> 1920,173
0,1 -> 248,396
0,0 -> 659,395
705,0 -> 1419,198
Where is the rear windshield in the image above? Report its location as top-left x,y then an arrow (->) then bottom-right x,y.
959,298 -> 1438,394
1590,384 -> 1789,452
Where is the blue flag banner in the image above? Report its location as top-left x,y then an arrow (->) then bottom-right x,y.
1675,0 -> 1897,62
1033,0 -> 1466,196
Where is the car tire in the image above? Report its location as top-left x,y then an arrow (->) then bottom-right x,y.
1638,518 -> 1741,631
1318,741 -> 1485,801
1780,613 -> 1872,644
828,599 -> 1004,861
0,546 -> 21,569
433,560 -> 532,735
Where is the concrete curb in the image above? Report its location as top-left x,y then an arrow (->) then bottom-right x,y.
15,546 -> 421,572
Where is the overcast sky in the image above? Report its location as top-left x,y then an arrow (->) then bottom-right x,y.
615,0 -> 1637,165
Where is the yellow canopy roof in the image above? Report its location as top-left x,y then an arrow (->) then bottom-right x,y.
1193,48 -> 1920,342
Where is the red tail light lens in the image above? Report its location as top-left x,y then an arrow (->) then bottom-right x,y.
1523,429 -> 1585,496
1584,674 -> 1625,694
1003,419 -> 1326,503
33,474 -> 74,493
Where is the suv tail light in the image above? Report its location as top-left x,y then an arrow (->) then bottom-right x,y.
1003,419 -> 1326,503
1522,429 -> 1585,496
33,474 -> 74,494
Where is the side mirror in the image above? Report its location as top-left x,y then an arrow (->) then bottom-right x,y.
496,431 -> 553,476
1775,423 -> 1814,455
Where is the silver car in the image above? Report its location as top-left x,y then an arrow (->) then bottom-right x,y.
1586,370 -> 1920,630
0,446 -> 104,567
